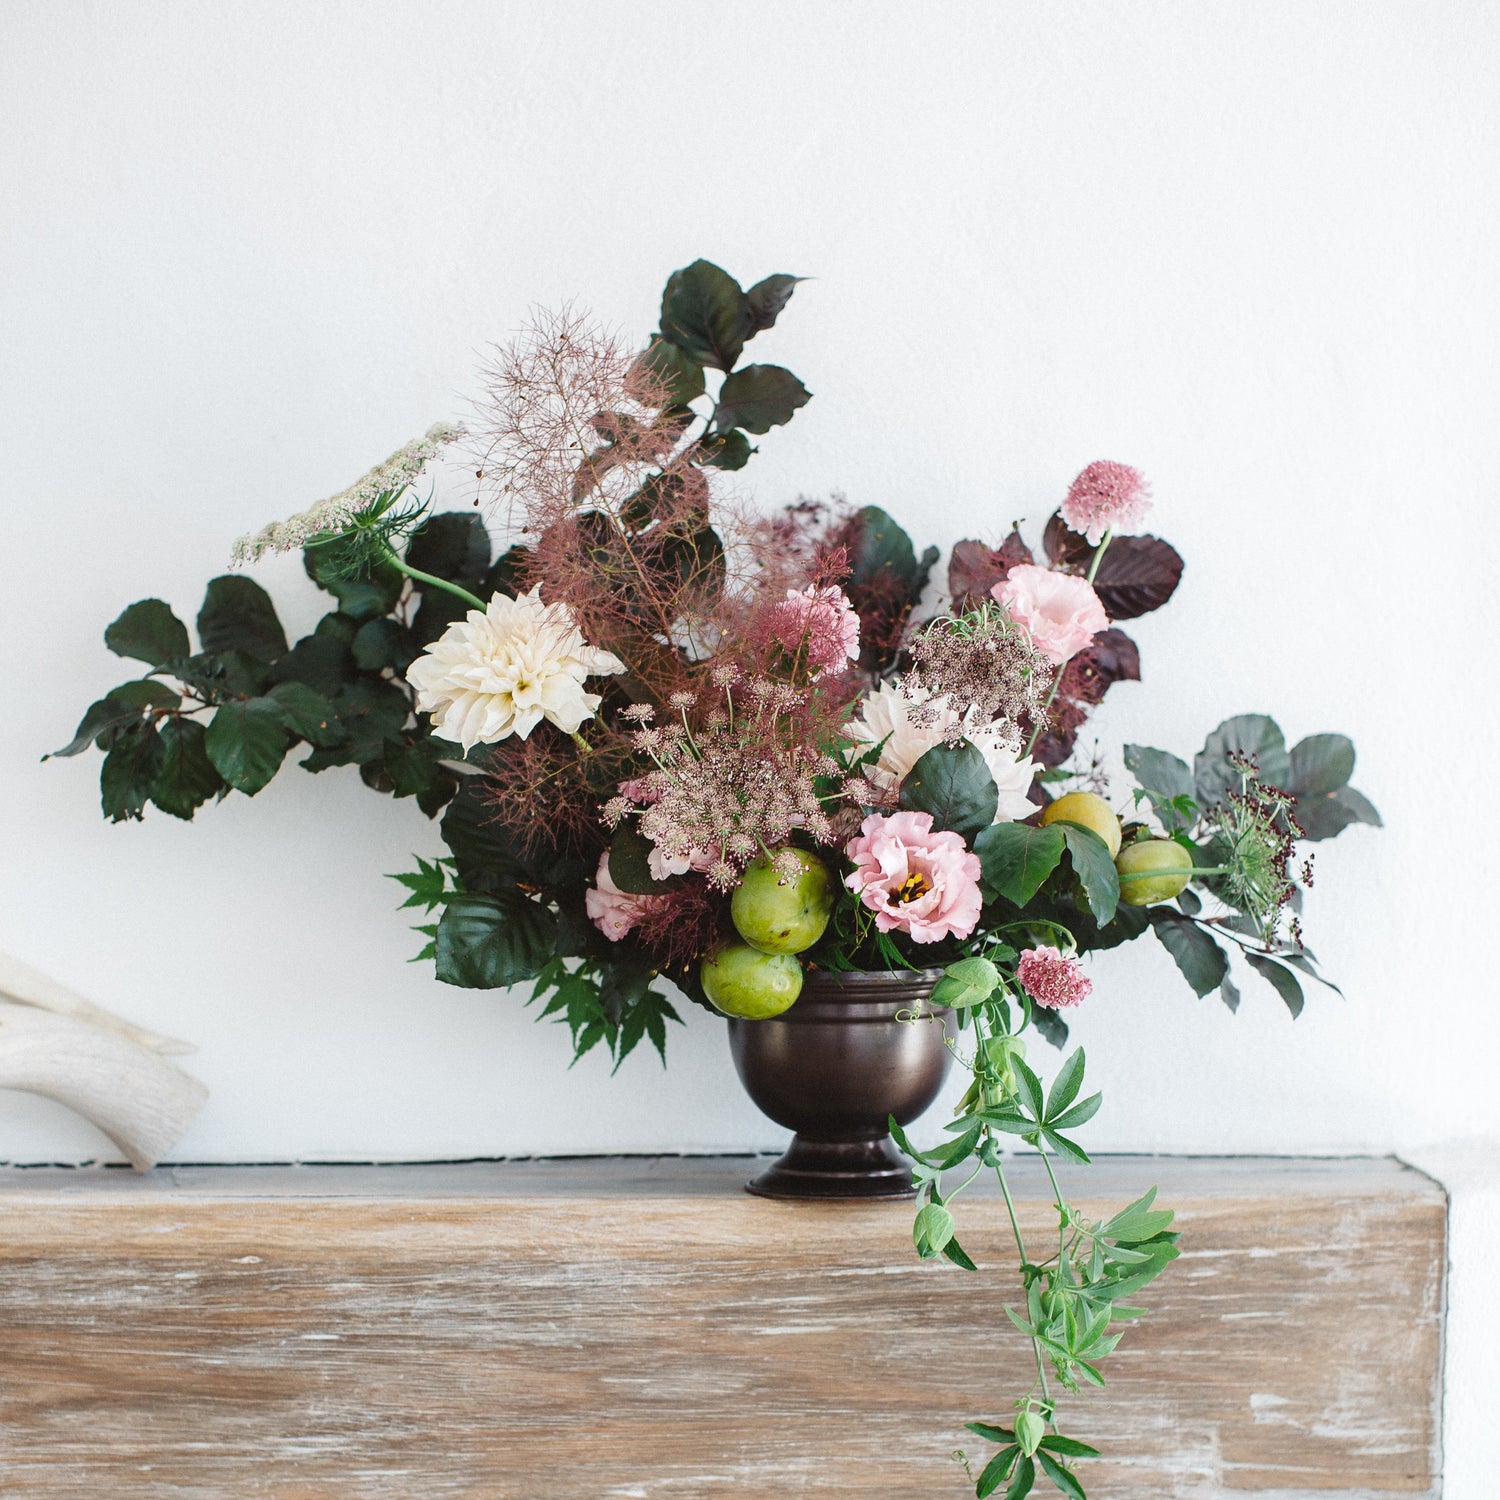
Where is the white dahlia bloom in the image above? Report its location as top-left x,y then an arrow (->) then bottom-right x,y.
844,680 -> 1038,824
406,587 -> 625,750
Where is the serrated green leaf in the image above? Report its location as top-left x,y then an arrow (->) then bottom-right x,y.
1049,1092 -> 1102,1132
976,1446 -> 1020,1498
1036,1449 -> 1086,1499
1045,1047 -> 1086,1121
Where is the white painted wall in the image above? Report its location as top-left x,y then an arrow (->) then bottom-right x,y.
2,3 -> 1496,1481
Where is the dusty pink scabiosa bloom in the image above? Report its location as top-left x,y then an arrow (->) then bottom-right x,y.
1016,945 -> 1093,1009
844,810 -> 983,943
994,565 -> 1108,667
1062,460 -> 1152,546
584,853 -> 669,942
769,584 -> 861,675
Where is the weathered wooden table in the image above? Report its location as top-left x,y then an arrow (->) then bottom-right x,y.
0,1156 -> 1443,1498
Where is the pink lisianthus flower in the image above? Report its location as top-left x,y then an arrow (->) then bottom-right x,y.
584,852 -> 669,942
1061,460 -> 1152,546
994,564 -> 1108,667
844,810 -> 983,943
771,585 -> 861,675
1015,945 -> 1093,1009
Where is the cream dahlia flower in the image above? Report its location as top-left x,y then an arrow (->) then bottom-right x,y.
406,587 -> 625,750
844,681 -> 1038,823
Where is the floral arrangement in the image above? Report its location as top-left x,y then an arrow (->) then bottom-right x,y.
54,260 -> 1379,1498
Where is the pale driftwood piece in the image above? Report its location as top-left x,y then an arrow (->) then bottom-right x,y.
0,1004 -> 207,1170
0,950 -> 196,1055
0,1156 -> 1443,1498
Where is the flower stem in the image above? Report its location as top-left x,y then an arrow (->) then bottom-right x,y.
1085,529 -> 1113,584
570,730 -> 594,758
373,538 -> 486,611
1021,531 -> 1115,758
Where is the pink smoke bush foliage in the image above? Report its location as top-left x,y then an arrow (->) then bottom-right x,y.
843,810 -> 983,943
1061,460 -> 1153,545
769,584 -> 861,675
994,564 -> 1109,667
1016,945 -> 1094,1009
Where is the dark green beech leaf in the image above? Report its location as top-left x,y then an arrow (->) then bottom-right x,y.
659,259 -> 752,372
1287,732 -> 1355,796
1149,911 -> 1229,997
150,718 -> 224,820
48,680 -> 180,758
1194,715 -> 1289,808
1059,823 -> 1120,925
440,782 -> 526,891
975,822 -> 1066,906
435,892 -> 558,989
352,616 -> 419,673
267,681 -> 343,747
267,635 -> 358,696
634,334 -> 706,405
104,599 -> 190,667
713,364 -> 811,435
204,695 -> 290,794
197,576 -> 288,662
697,430 -> 755,470
304,536 -> 405,622
608,823 -> 684,895
1246,951 -> 1305,1018
100,723 -> 166,822
1123,743 -> 1194,806
406,511 -> 491,586
899,740 -> 998,843
745,273 -> 804,334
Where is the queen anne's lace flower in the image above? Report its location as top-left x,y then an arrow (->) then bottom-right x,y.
1016,945 -> 1093,1009
1061,460 -> 1152,546
406,586 -> 625,750
232,423 -> 462,563
843,681 -> 1038,823
844,810 -> 982,943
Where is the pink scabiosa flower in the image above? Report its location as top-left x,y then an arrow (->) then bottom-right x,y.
994,565 -> 1108,667
1061,460 -> 1152,546
770,585 -> 861,675
1016,945 -> 1093,1009
844,810 -> 983,943
584,852 -> 668,943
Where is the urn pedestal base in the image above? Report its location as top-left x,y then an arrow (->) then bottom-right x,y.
727,968 -> 955,1201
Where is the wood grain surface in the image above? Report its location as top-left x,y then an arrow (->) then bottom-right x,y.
0,1156 -> 1444,1499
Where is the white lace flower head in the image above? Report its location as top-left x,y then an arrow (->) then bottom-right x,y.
406,586 -> 625,750
843,680 -> 1038,824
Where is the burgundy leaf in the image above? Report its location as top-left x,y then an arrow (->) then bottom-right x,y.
948,527 -> 1033,607
1061,629 -> 1141,705
1042,510 -> 1091,568
1092,537 -> 1184,620
1041,510 -> 1183,621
